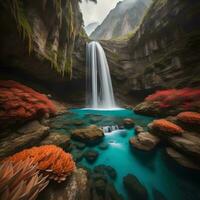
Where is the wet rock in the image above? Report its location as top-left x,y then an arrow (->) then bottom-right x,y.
130,132 -> 160,151
123,174 -> 148,200
72,150 -> 84,162
152,188 -> 167,200
166,147 -> 200,170
106,184 -> 124,200
123,118 -> 135,129
94,165 -> 117,180
84,150 -> 99,163
167,131 -> 200,164
74,141 -> 86,150
38,168 -> 90,200
73,120 -> 84,126
71,125 -> 104,145
40,132 -> 70,149
0,121 -> 49,158
95,179 -> 107,194
98,142 -> 109,150
135,125 -> 145,134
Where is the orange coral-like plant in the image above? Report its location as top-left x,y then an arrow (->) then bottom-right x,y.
5,145 -> 76,183
152,119 -> 183,135
177,112 -> 200,125
0,159 -> 49,200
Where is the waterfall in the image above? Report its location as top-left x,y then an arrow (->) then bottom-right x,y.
86,41 -> 116,109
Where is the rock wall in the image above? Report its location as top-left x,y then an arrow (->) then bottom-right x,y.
102,0 -> 200,104
0,0 -> 87,103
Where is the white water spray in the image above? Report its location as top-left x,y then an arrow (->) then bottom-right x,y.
86,41 -> 116,109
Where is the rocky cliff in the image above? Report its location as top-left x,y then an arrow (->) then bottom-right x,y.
0,0 -> 89,103
91,0 -> 151,40
102,0 -> 200,104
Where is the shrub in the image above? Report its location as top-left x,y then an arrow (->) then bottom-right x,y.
0,159 -> 48,200
5,145 -> 75,183
145,88 -> 200,110
177,112 -> 200,125
152,119 -> 183,135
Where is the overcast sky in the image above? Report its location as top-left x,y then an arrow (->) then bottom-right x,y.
80,0 -> 122,26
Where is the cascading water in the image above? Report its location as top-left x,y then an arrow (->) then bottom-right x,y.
86,41 -> 116,109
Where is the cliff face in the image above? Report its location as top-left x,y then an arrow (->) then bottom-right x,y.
0,0 -> 87,102
102,0 -> 200,103
91,0 -> 151,40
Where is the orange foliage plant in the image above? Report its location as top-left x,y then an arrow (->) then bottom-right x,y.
177,112 -> 200,125
152,119 -> 183,135
5,145 -> 76,183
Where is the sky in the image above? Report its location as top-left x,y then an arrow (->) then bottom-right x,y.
80,0 -> 122,26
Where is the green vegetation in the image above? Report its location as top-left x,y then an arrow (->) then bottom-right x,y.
9,0 -> 32,53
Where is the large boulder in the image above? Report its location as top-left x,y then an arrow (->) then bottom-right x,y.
123,174 -> 148,200
71,125 -> 104,145
166,147 -> 200,170
40,132 -> 70,150
0,120 -> 49,158
0,80 -> 56,129
130,132 -> 160,151
38,168 -> 90,200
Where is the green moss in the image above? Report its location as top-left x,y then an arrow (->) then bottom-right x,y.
9,0 -> 33,53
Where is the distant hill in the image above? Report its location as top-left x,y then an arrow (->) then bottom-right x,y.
85,22 -> 99,36
90,0 -> 152,40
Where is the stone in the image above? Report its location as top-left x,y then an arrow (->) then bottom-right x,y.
72,150 -> 84,162
130,132 -> 160,151
98,142 -> 109,150
38,168 -> 90,200
71,125 -> 104,145
94,165 -> 117,180
75,142 -> 86,150
73,120 -> 84,126
84,150 -> 99,163
95,179 -> 107,193
152,188 -> 167,200
123,118 -> 135,129
135,125 -> 145,134
166,147 -> 200,170
40,132 -> 70,149
0,121 -> 49,158
123,174 -> 148,200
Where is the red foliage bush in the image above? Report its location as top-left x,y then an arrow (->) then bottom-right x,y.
177,112 -> 200,125
145,88 -> 200,110
5,145 -> 76,183
152,119 -> 183,135
0,80 -> 56,125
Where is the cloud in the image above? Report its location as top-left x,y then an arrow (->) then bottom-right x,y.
80,0 -> 122,26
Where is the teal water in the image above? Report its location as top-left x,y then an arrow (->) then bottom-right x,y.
52,108 -> 200,200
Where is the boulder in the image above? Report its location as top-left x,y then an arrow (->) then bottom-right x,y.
0,80 -> 56,129
38,168 -> 90,200
71,125 -> 104,145
123,118 -> 135,129
135,125 -> 145,134
40,132 -> 70,149
123,174 -> 148,200
152,188 -> 167,200
167,132 -> 200,164
84,150 -> 99,163
130,132 -> 160,151
0,121 -> 49,158
166,147 -> 200,170
98,142 -> 109,150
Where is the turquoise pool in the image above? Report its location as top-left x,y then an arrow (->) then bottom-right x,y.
52,108 -> 200,200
